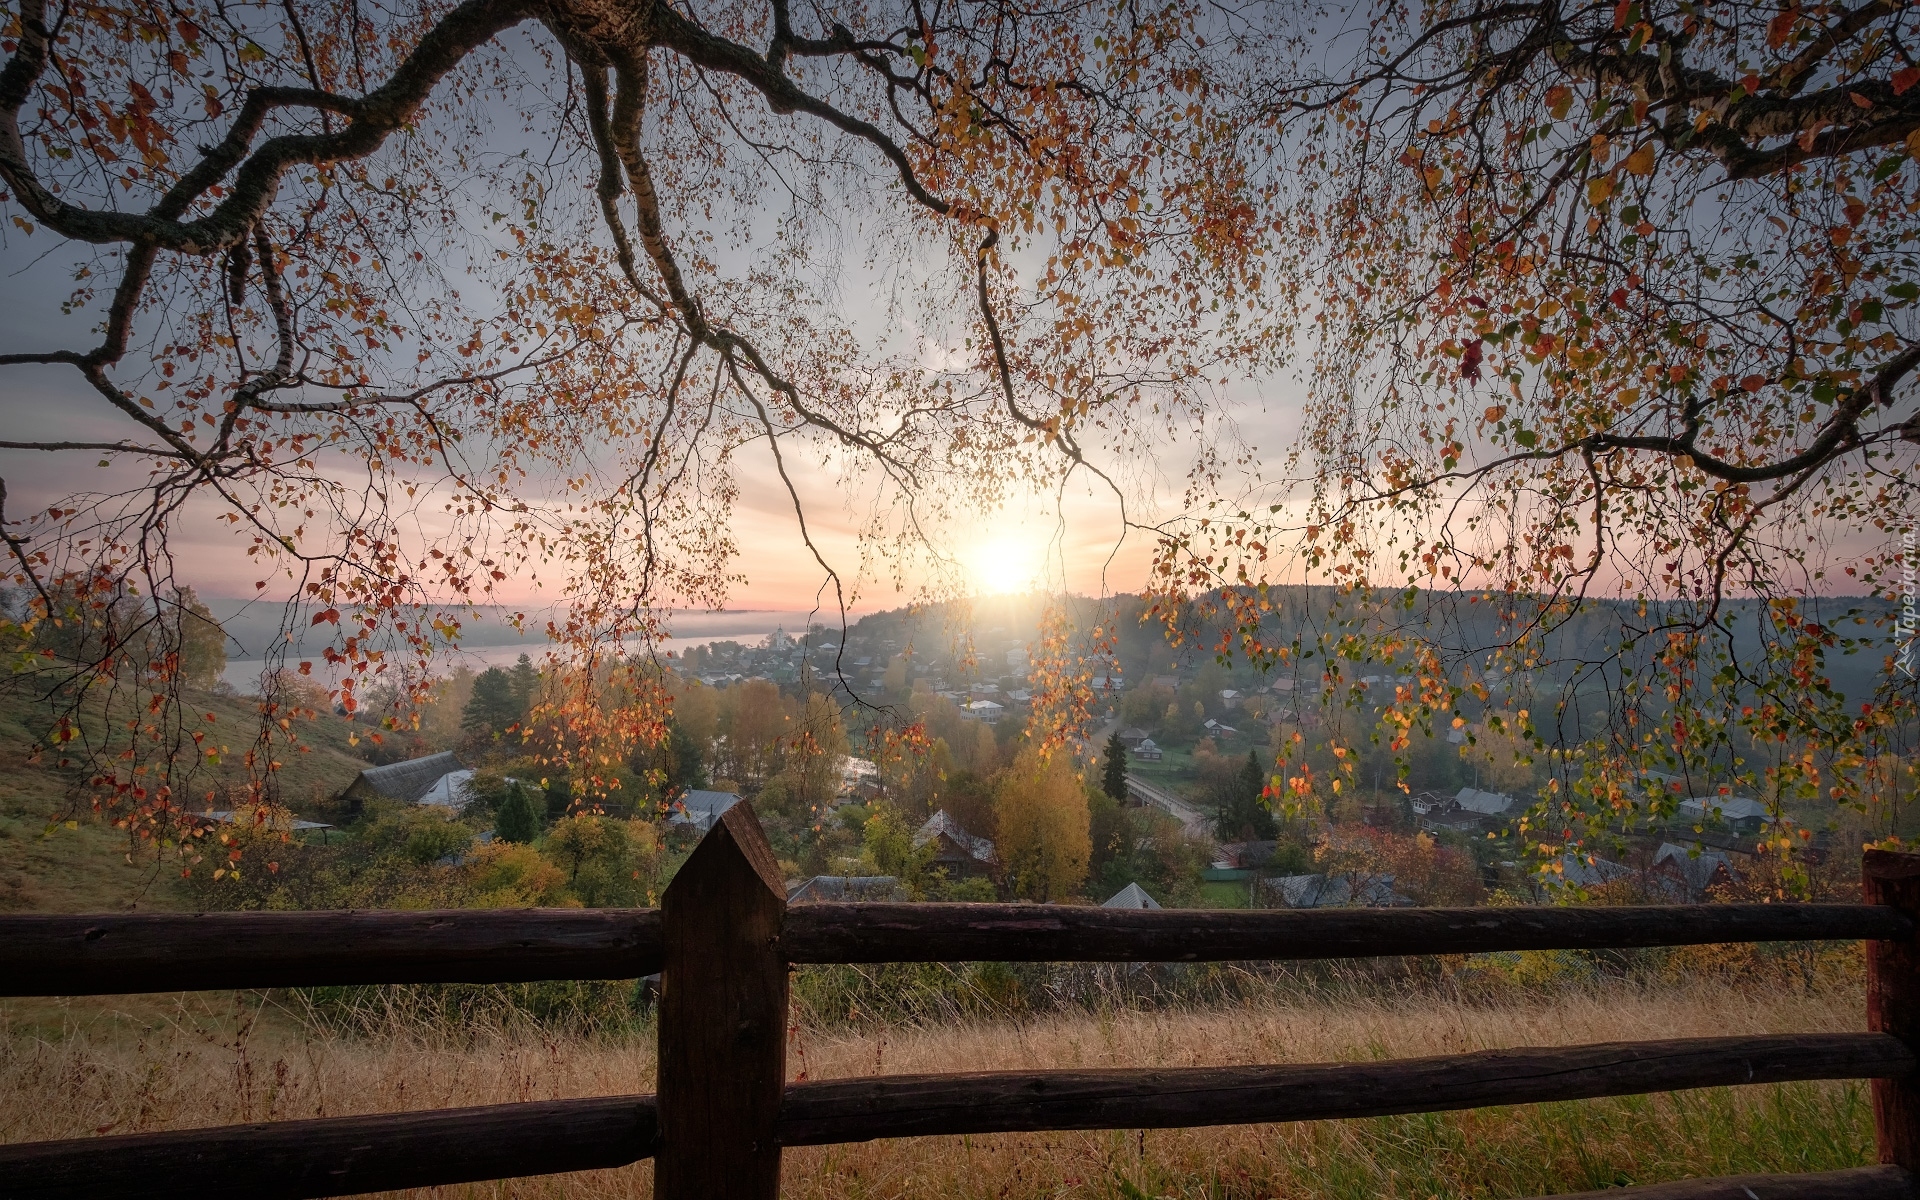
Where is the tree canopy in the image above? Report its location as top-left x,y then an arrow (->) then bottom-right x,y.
4,0 -> 1916,875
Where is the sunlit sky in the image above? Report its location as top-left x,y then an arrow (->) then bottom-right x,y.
0,236 -> 1288,618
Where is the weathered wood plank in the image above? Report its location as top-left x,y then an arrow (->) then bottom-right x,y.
781,902 -> 1911,965
1868,850 -> 1920,1174
0,908 -> 664,996
0,1094 -> 657,1200
776,1033 -> 1915,1145
1514,1164 -> 1915,1199
654,802 -> 789,1200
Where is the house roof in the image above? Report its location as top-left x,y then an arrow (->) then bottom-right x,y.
1558,852 -> 1632,888
1454,787 -> 1514,815
672,789 -> 742,830
417,769 -> 479,809
787,875 -> 901,903
1678,795 -> 1770,823
1265,873 -> 1404,908
1102,882 -> 1162,910
1655,842 -> 1737,892
347,752 -> 463,803
1216,840 -> 1278,869
915,810 -> 996,863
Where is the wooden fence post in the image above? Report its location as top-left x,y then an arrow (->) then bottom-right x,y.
655,802 -> 790,1200
1864,848 -> 1920,1174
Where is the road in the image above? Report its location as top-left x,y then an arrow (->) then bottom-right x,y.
1124,774 -> 1212,839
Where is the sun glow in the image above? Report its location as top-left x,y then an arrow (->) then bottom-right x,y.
963,531 -> 1049,597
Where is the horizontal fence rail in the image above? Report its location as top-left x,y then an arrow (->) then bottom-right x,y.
5,1033 -> 1907,1200
0,909 -> 663,996
781,901 -> 1914,965
0,1095 -> 658,1200
774,1033 -> 1915,1145
2,901 -> 1906,997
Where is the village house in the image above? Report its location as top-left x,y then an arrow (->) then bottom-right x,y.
1115,727 -> 1150,749
1556,851 -> 1633,890
1676,795 -> 1771,834
914,810 -> 997,878
1653,842 -> 1738,901
1131,737 -> 1164,762
838,757 -> 880,802
336,752 -> 464,814
1263,873 -> 1406,909
1414,786 -> 1516,833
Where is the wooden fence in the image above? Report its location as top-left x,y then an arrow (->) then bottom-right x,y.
3,802 -> 1918,1200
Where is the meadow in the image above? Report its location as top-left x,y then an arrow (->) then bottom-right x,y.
1,970 -> 1874,1199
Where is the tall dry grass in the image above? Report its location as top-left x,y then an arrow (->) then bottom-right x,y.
1,978 -> 1877,1199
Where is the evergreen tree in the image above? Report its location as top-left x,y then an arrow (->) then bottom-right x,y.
495,782 -> 540,843
462,667 -> 520,735
1213,750 -> 1277,841
507,653 -> 539,715
1101,732 -> 1128,801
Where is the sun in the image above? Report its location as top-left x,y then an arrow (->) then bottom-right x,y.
963,532 -> 1048,596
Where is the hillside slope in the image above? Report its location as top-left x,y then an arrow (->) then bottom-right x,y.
0,683 -> 370,912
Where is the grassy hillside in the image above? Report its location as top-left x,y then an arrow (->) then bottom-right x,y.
0,682 -> 370,913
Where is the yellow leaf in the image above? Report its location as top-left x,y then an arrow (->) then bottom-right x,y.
1624,144 -> 1656,176
1907,129 -> 1920,159
1587,176 -> 1615,205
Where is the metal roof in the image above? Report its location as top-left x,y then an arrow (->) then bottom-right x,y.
1101,882 -> 1162,910
787,875 -> 901,903
915,810 -> 996,863
348,752 -> 463,803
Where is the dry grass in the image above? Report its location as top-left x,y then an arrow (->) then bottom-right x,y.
1,977 -> 1877,1199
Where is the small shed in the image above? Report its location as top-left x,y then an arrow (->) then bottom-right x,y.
1116,727 -> 1150,749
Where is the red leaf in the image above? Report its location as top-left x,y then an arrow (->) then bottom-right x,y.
1460,339 -> 1484,383
1894,67 -> 1920,97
